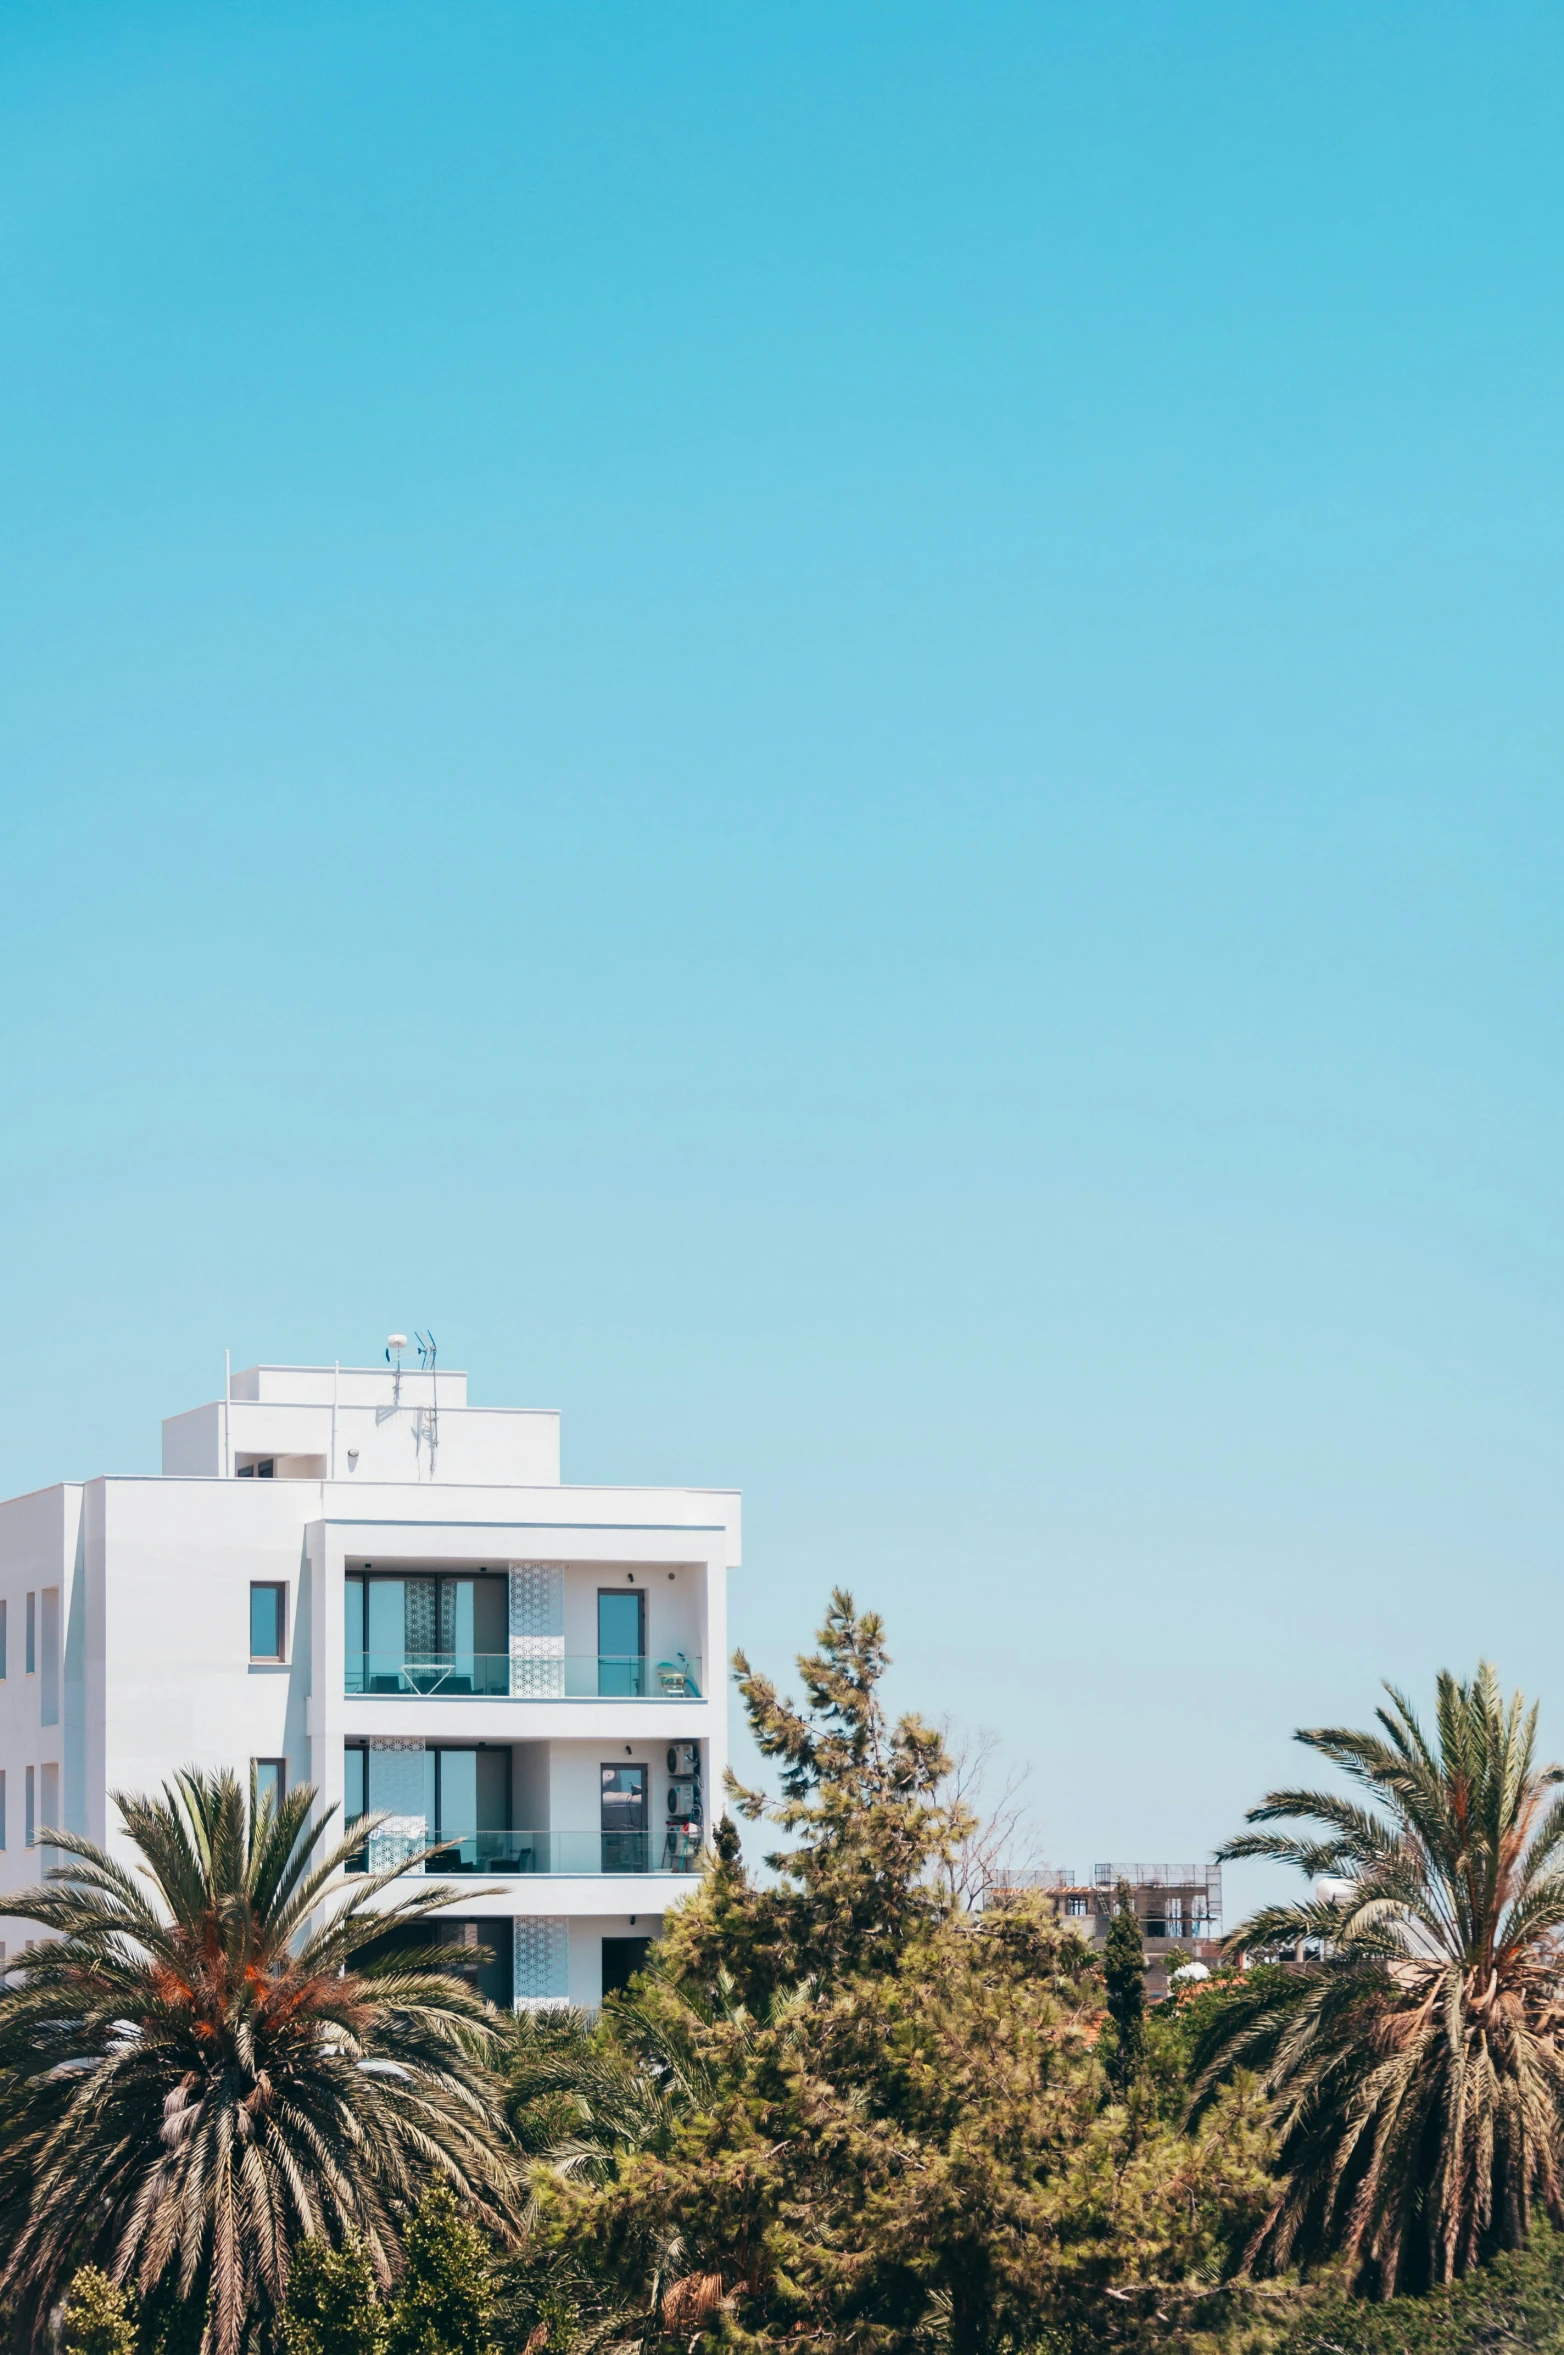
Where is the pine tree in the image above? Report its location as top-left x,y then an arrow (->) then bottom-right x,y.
1103,1881 -> 1147,2090
386,2186 -> 494,2355
281,2238 -> 385,2355
523,1597 -> 1276,2353
714,1587 -> 974,1994
60,2268 -> 136,2355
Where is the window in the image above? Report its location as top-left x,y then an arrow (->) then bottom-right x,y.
1166,1897 -> 1185,1937
237,1458 -> 276,1478
343,1745 -> 369,1870
40,1590 -> 59,1728
0,1769 -> 7,1848
252,1760 -> 286,1818
40,1765 -> 57,1865
25,1766 -> 34,1848
344,1744 -> 366,1826
250,1584 -> 286,1661
0,1598 -> 7,1677
1064,1894 -> 1089,1918
25,1593 -> 35,1675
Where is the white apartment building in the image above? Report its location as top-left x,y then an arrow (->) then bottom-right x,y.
0,1356 -> 737,2010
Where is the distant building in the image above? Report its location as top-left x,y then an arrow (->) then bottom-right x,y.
993,1861 -> 1223,1998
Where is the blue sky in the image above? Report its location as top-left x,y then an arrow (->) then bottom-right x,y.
3,2 -> 1563,1919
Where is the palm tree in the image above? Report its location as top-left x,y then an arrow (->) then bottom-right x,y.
1193,1663 -> 1564,2295
0,1768 -> 519,2355
504,1967 -> 738,2182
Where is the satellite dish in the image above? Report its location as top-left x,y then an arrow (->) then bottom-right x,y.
386,1333 -> 408,1357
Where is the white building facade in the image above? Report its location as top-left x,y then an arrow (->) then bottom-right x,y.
0,1360 -> 737,2010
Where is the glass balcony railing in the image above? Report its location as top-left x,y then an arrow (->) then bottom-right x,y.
344,1825 -> 706,1875
344,1652 -> 702,1699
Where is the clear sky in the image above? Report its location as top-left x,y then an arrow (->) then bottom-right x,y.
3,2 -> 1563,1922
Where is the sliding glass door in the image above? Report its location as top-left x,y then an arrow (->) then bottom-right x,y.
600,1762 -> 649,1872
596,1589 -> 646,1696
345,1743 -> 509,1871
345,1573 -> 509,1693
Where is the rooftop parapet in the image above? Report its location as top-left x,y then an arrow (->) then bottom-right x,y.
160,1361 -> 561,1485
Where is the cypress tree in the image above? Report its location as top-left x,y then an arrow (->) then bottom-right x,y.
1103,1880 -> 1147,2089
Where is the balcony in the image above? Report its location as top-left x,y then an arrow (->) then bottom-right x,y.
346,1825 -> 705,1875
344,1651 -> 702,1699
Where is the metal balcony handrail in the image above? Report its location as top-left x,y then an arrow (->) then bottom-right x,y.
343,1823 -> 706,1877
343,1651 -> 703,1699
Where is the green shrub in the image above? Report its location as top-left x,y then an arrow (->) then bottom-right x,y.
386,2185 -> 495,2355
61,2269 -> 136,2355
281,2236 -> 386,2355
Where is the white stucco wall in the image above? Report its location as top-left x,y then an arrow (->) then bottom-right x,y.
162,1398 -> 562,1486
0,1368 -> 736,2006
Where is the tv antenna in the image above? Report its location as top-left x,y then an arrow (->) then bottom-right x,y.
414,1331 -> 438,1475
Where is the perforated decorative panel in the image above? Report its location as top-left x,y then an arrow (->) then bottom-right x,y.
509,1566 -> 565,1698
366,1736 -> 426,1871
403,1579 -> 439,1656
513,1915 -> 570,2006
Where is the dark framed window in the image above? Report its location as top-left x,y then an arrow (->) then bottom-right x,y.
596,1589 -> 646,1696
237,1459 -> 276,1478
252,1759 -> 286,1818
24,1766 -> 34,1849
250,1584 -> 286,1661
25,1593 -> 35,1675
